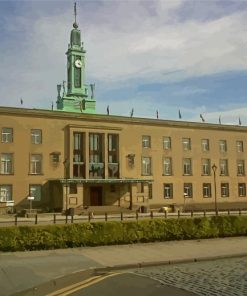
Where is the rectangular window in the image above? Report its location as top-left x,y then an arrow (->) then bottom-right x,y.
219,140 -> 227,152
184,183 -> 193,198
237,160 -> 245,176
1,127 -> 13,143
164,183 -> 173,199
89,133 -> 103,163
142,157 -> 151,175
219,159 -> 228,176
202,158 -> 211,175
201,139 -> 209,152
0,185 -> 12,202
182,138 -> 191,151
238,183 -> 246,197
183,158 -> 192,175
69,183 -> 77,194
73,132 -> 84,178
163,137 -> 171,150
203,183 -> 212,198
148,183 -> 152,199
30,154 -> 42,174
108,134 -> 119,178
29,185 -> 42,201
221,183 -> 229,197
31,129 -> 42,144
163,157 -> 172,175
142,135 -> 151,148
236,141 -> 244,152
0,154 -> 13,174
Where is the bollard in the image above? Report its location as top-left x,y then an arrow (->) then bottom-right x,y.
136,211 -> 138,221
71,215 -> 74,224
121,212 -> 123,221
191,210 -> 193,217
203,210 -> 206,217
239,209 -> 241,216
35,214 -> 38,225
88,212 -> 91,222
105,212 -> 108,221
216,210 -> 218,216
15,215 -> 17,226
65,214 -> 68,224
227,210 -> 230,216
164,210 -> 167,219
177,210 -> 180,218
150,210 -> 153,219
53,214 -> 56,224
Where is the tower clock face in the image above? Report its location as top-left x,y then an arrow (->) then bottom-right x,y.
75,59 -> 82,68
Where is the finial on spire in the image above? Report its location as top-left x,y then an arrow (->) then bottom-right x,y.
73,2 -> 78,28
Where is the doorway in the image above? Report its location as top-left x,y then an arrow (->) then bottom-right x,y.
90,187 -> 103,206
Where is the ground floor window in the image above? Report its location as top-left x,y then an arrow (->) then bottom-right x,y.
0,185 -> 12,202
203,183 -> 212,198
29,184 -> 42,201
184,183 -> 193,198
238,183 -> 246,197
221,183 -> 229,197
164,183 -> 173,199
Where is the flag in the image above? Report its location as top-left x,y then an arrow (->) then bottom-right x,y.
156,110 -> 159,119
20,98 -> 23,105
219,116 -> 221,125
239,117 -> 242,126
178,109 -> 182,119
130,108 -> 134,117
107,105 -> 109,115
200,114 -> 205,122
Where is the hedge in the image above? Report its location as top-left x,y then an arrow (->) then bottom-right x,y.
0,216 -> 246,252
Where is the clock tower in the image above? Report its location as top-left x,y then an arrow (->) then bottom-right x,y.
56,3 -> 96,113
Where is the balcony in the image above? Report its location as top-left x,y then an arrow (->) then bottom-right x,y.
89,162 -> 104,179
108,163 -> 119,178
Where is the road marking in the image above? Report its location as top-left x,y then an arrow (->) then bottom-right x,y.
47,272 -> 122,296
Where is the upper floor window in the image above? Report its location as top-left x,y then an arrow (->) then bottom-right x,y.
183,158 -> 192,175
182,138 -> 191,151
202,158 -> 211,175
236,141 -> 244,152
164,183 -> 173,199
203,183 -> 212,198
142,157 -> 151,176
1,128 -> 13,143
163,137 -> 171,150
238,183 -> 246,197
237,160 -> 245,176
89,133 -> 103,163
219,140 -> 227,152
31,129 -> 42,144
0,185 -> 12,202
108,134 -> 118,163
30,154 -> 42,174
201,139 -> 209,152
184,183 -> 193,198
221,183 -> 229,197
163,157 -> 172,175
220,159 -> 228,176
29,184 -> 42,201
142,136 -> 151,148
0,153 -> 13,174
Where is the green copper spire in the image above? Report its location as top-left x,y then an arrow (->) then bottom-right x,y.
56,2 -> 96,113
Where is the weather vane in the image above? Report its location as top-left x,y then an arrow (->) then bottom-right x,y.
74,2 -> 77,24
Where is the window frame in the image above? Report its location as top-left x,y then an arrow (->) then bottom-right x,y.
29,184 -> 42,201
0,153 -> 13,175
237,160 -> 245,176
1,127 -> 13,143
30,154 -> 42,175
221,183 -> 229,197
201,139 -> 209,152
163,136 -> 171,150
164,183 -> 173,199
201,158 -> 211,176
163,157 -> 172,176
183,158 -> 192,175
236,141 -> 244,153
219,140 -> 227,153
203,183 -> 212,198
219,159 -> 228,176
142,156 -> 152,176
182,138 -> 191,151
31,129 -> 42,144
142,135 -> 151,148
184,183 -> 193,198
238,183 -> 246,197
0,184 -> 12,202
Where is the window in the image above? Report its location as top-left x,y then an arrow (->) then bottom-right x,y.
89,133 -> 104,178
182,138 -> 191,151
237,160 -> 245,176
238,183 -> 246,197
1,128 -> 13,143
163,157 -> 172,175
73,132 -> 84,178
183,158 -> 192,175
0,185 -> 12,202
164,184 -> 173,199
69,183 -> 77,194
219,140 -> 227,152
203,183 -> 212,198
30,154 -> 42,174
219,159 -> 228,176
184,183 -> 193,198
201,139 -> 209,152
0,154 -> 13,174
142,135 -> 151,148
108,134 -> 119,178
29,185 -> 42,201
148,183 -> 152,199
31,129 -> 42,144
142,157 -> 151,175
236,141 -> 244,152
163,137 -> 171,150
221,183 -> 229,197
202,158 -> 211,175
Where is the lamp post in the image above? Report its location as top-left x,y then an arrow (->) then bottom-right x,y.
212,163 -> 218,215
63,158 -> 70,222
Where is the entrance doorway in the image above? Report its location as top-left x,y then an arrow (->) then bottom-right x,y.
90,187 -> 103,206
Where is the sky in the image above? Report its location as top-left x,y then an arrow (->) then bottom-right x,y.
1,0 -> 247,125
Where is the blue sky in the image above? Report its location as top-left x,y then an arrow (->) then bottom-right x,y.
1,0 -> 247,124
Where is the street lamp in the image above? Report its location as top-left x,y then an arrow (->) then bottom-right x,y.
212,163 -> 218,215
63,158 -> 70,221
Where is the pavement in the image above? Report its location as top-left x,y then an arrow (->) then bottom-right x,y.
0,236 -> 247,296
